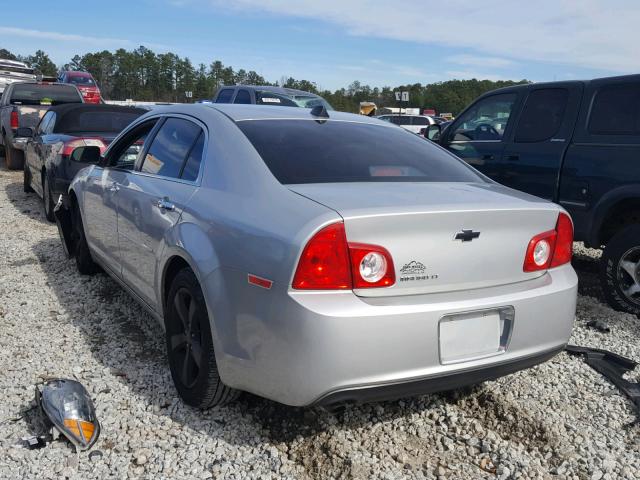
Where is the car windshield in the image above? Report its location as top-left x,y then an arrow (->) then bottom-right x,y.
255,90 -> 298,107
237,119 -> 484,184
292,95 -> 333,110
68,75 -> 95,86
10,84 -> 82,106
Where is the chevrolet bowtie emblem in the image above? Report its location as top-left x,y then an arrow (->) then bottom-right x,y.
454,229 -> 480,242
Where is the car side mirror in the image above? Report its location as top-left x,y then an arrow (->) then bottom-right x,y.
15,127 -> 34,138
70,145 -> 101,164
424,124 -> 441,142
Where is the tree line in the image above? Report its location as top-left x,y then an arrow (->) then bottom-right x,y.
1,46 -> 528,115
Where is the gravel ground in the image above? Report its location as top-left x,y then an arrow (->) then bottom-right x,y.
0,160 -> 639,480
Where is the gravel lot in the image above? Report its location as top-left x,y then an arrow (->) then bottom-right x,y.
0,159 -> 638,480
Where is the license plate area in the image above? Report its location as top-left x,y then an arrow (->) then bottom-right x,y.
439,306 -> 514,365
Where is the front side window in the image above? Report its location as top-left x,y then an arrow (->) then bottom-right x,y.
589,83 -> 640,135
515,88 -> 568,143
234,89 -> 251,104
108,120 -> 158,170
238,119 -> 483,184
215,89 -> 234,103
141,118 -> 202,179
450,94 -> 517,141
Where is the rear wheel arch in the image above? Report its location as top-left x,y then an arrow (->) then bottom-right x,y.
595,196 -> 640,247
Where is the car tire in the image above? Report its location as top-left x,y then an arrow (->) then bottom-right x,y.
23,161 -> 33,193
72,202 -> 100,275
43,174 -> 56,222
600,224 -> 640,316
5,143 -> 24,170
165,268 -> 239,408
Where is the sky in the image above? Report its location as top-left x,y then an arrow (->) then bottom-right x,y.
1,0 -> 639,90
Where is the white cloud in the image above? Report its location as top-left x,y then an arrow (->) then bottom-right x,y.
209,0 -> 640,73
0,27 -> 170,51
447,55 -> 515,68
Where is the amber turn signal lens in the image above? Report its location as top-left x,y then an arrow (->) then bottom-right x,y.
63,418 -> 96,443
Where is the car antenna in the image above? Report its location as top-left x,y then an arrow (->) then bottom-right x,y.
310,105 -> 329,118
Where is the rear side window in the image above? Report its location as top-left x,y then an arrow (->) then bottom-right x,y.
515,88 -> 569,142
234,89 -> 251,104
412,116 -> 430,126
215,89 -> 234,103
10,84 -> 82,106
180,132 -> 204,181
141,118 -> 202,179
237,120 -> 483,184
588,83 -> 640,135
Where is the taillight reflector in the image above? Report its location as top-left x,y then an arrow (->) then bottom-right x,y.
10,109 -> 18,129
61,138 -> 107,157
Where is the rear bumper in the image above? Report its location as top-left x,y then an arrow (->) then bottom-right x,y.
315,346 -> 563,406
209,264 -> 577,406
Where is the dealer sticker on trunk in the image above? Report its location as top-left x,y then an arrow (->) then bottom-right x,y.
399,261 -> 438,282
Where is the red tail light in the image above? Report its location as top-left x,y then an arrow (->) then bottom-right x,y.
523,212 -> 573,272
10,109 -> 18,129
292,222 -> 395,290
61,138 -> 107,157
550,212 -> 573,267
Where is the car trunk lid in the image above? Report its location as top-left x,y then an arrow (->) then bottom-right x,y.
289,182 -> 562,297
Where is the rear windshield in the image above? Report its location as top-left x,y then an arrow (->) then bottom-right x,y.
237,119 -> 484,184
54,109 -> 144,133
10,84 -> 82,106
68,75 -> 96,86
293,95 -> 333,110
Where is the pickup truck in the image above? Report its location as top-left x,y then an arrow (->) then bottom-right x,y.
0,82 -> 83,169
426,74 -> 640,316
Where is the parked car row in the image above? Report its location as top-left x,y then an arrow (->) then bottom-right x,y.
0,68 -> 103,170
21,103 -> 145,220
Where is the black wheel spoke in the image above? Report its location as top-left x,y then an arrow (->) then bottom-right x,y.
190,339 -> 202,369
174,290 -> 191,332
169,333 -> 188,352
181,346 -> 192,385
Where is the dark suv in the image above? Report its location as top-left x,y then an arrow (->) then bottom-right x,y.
427,74 -> 640,315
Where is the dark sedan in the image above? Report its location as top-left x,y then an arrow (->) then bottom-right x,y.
20,104 -> 145,221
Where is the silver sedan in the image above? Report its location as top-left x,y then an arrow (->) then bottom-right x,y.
56,104 -> 578,407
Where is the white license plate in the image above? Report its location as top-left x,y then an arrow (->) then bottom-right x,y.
439,311 -> 501,364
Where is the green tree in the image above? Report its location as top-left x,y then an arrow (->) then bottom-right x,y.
25,50 -> 57,76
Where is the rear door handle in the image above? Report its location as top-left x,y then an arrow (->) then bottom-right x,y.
506,154 -> 519,161
156,197 -> 175,211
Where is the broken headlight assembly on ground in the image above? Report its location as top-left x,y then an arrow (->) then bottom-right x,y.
36,378 -> 100,450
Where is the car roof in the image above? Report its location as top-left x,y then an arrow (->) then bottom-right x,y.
483,73 -> 640,96
0,58 -> 31,68
147,103 -> 395,126
220,85 -> 323,97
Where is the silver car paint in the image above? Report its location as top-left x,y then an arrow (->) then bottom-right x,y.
68,104 -> 577,406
